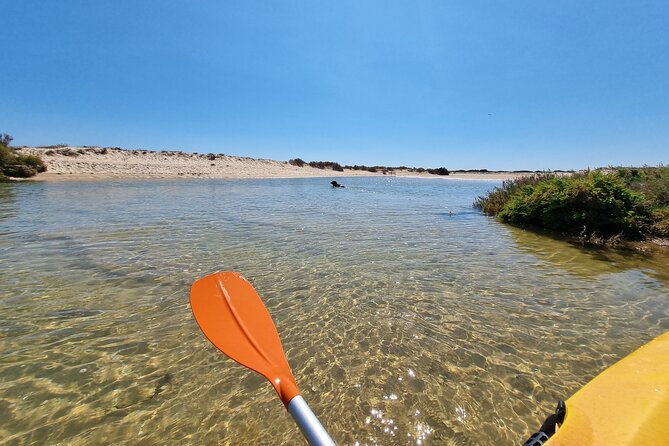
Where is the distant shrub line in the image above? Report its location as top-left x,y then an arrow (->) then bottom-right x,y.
289,158 -> 344,171
450,169 -> 574,174
0,134 -> 47,181
346,164 -> 449,175
474,167 -> 669,243
288,158 -> 449,175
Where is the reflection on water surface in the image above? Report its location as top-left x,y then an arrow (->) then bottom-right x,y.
1,178 -> 667,445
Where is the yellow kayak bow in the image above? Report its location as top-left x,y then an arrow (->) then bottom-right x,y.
546,330 -> 669,445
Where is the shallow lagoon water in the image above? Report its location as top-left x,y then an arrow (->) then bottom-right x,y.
1,177 -> 668,445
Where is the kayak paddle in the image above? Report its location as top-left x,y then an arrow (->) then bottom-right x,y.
190,271 -> 336,446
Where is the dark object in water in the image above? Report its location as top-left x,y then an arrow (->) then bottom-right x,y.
330,181 -> 344,188
151,372 -> 172,399
111,372 -> 173,410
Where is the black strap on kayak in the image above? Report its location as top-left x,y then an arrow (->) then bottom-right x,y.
522,401 -> 566,446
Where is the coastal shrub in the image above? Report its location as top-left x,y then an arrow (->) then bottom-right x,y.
0,134 -> 12,147
614,166 -> 669,238
617,166 -> 669,208
1,153 -> 47,178
3,164 -> 38,177
474,175 -> 547,215
426,167 -> 450,175
341,164 -> 448,175
289,158 -> 305,167
499,172 -> 647,238
17,154 -> 46,172
0,134 -> 47,179
475,171 -> 655,240
649,207 -> 669,238
56,148 -> 80,157
645,168 -> 669,207
344,164 -> 386,172
307,160 -> 344,171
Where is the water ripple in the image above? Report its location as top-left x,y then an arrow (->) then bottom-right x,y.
1,178 -> 668,445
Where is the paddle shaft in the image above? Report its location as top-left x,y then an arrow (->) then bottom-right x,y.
287,396 -> 336,446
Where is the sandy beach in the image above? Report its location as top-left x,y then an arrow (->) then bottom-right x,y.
17,146 -> 534,181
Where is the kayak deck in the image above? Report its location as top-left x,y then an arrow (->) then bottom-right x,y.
546,330 -> 669,445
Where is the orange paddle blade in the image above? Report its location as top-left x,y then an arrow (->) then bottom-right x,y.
190,271 -> 300,407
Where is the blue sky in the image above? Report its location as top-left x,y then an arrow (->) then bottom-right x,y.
2,1 -> 667,170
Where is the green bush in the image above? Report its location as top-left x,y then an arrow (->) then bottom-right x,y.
649,207 -> 669,238
3,163 -> 39,177
474,175 -> 547,215
426,167 -> 450,175
498,172 -> 647,239
474,170 -> 661,241
289,158 -> 305,167
0,133 -> 47,179
616,166 -> 669,207
0,145 -> 17,180
614,166 -> 669,238
307,160 -> 344,171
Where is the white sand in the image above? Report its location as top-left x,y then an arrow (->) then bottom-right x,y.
17,146 -> 533,181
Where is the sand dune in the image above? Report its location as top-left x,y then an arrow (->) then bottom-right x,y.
17,146 -> 532,181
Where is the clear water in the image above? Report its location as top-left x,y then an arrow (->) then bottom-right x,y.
1,177 -> 668,445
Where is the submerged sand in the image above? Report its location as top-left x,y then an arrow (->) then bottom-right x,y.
17,146 -> 533,181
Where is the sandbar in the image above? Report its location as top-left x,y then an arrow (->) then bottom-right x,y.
17,147 -> 535,182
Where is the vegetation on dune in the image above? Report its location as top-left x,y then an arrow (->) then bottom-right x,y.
616,167 -> 669,238
426,167 -> 450,176
290,158 -> 450,176
346,164 -> 391,173
289,158 -> 345,171
474,167 -> 669,242
346,164 -> 449,175
0,134 -> 47,181
307,160 -> 344,171
288,158 -> 306,167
